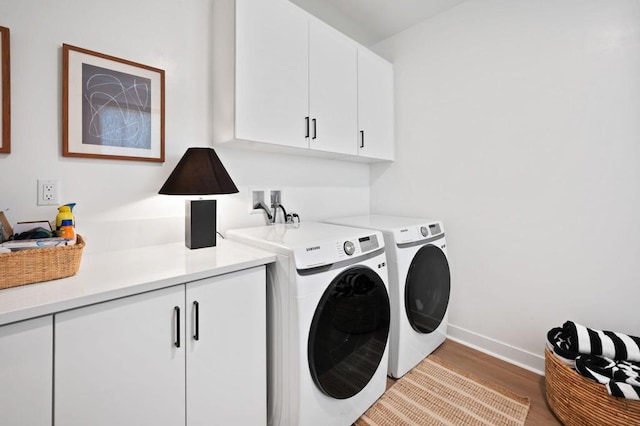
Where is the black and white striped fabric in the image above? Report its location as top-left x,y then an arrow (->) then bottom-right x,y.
546,326 -> 579,367
575,354 -> 640,401
608,381 -> 640,400
563,321 -> 640,362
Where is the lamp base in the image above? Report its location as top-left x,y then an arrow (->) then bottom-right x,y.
185,199 -> 217,249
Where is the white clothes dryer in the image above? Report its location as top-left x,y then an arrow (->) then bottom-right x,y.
227,222 -> 390,426
324,215 -> 450,378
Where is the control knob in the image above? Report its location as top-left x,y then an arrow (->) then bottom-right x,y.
420,226 -> 428,237
343,241 -> 355,256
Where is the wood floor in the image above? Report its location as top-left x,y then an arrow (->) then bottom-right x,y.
386,339 -> 562,425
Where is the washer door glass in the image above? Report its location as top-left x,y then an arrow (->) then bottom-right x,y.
308,266 -> 390,400
405,244 -> 450,334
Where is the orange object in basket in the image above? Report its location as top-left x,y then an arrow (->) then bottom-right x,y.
58,225 -> 75,240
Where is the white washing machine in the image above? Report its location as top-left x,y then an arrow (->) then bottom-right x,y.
227,222 -> 390,426
325,215 -> 450,378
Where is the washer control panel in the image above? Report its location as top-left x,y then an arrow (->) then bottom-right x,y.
295,232 -> 383,270
342,235 -> 380,256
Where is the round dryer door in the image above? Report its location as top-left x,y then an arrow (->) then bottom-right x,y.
405,244 -> 450,334
308,266 -> 390,400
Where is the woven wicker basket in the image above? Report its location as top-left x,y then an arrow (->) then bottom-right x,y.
545,348 -> 640,425
0,235 -> 85,289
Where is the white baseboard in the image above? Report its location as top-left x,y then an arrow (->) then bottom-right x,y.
447,324 -> 545,375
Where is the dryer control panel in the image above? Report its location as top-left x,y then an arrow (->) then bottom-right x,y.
393,221 -> 444,244
295,233 -> 382,270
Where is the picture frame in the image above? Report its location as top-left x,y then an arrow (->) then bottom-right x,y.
62,44 -> 165,162
0,26 -> 10,154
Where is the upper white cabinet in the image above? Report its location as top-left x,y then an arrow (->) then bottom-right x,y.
0,316 -> 52,426
232,0 -> 309,149
357,48 -> 395,161
308,19 -> 358,155
213,0 -> 393,162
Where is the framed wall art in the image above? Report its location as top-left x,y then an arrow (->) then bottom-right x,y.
0,26 -> 10,154
62,44 -> 165,162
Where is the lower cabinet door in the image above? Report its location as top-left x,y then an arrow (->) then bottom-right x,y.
55,285 -> 186,426
0,316 -> 52,426
186,266 -> 266,425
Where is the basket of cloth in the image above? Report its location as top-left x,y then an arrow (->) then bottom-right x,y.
545,321 -> 640,425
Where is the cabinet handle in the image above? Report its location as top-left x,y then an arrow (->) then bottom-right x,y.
360,130 -> 365,148
193,301 -> 200,341
312,119 -> 317,140
174,306 -> 181,348
305,117 -> 310,138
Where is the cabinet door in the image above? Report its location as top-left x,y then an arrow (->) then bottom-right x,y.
0,316 -> 52,426
235,0 -> 309,149
186,266 -> 266,425
357,48 -> 395,160
55,286 -> 186,426
309,20 -> 358,155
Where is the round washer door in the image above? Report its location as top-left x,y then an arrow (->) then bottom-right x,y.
405,244 -> 450,334
308,266 -> 390,400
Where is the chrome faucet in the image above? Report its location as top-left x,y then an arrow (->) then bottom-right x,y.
254,200 -> 299,224
253,202 -> 273,222
271,201 -> 284,224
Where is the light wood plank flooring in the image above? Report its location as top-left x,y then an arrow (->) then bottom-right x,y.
385,339 -> 561,425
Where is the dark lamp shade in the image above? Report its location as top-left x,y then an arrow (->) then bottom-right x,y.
159,147 -> 239,195
159,147 -> 238,249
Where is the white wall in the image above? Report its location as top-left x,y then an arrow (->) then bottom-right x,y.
6,0 -> 638,375
0,0 -> 370,254
290,0 -> 468,46
372,0 -> 640,372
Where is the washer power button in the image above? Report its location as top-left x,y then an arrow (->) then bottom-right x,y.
343,241 -> 355,256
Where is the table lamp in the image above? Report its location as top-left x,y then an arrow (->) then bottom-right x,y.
159,147 -> 239,249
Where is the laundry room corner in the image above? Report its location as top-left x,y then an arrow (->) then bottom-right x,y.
369,0 -> 640,372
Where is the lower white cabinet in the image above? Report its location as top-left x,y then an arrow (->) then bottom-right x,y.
55,285 -> 186,426
55,266 -> 266,426
0,316 -> 52,426
186,267 -> 266,425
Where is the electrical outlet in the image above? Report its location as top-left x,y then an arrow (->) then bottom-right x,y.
37,179 -> 59,206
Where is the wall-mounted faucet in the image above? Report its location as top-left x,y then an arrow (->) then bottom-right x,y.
272,200 -> 285,224
253,202 -> 273,221
254,200 -> 300,224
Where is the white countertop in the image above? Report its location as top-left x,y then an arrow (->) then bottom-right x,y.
0,239 -> 276,326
